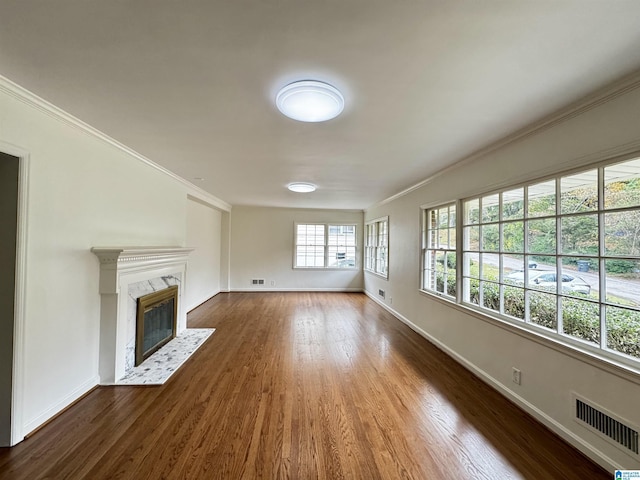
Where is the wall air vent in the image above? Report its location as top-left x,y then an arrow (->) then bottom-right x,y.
573,394 -> 639,458
251,279 -> 265,285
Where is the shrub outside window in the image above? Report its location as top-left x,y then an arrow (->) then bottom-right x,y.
295,223 -> 357,268
422,203 -> 456,298
365,217 -> 389,277
460,157 -> 640,364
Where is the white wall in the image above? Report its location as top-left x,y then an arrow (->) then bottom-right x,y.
220,210 -> 231,292
230,206 -> 363,291
365,78 -> 640,470
185,197 -> 223,311
0,77 -> 229,441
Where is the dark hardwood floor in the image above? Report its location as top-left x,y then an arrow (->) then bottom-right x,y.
0,292 -> 609,479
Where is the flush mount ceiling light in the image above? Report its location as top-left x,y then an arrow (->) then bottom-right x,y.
287,182 -> 316,193
276,80 -> 344,122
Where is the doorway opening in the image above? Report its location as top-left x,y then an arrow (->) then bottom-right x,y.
0,152 -> 19,447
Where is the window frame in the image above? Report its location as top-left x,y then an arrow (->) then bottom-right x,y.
420,202 -> 458,299
454,155 -> 640,371
293,222 -> 358,269
364,216 -> 389,278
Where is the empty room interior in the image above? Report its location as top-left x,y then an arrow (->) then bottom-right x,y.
2,1 -> 640,478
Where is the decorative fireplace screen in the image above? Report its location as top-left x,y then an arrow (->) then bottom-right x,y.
136,285 -> 178,366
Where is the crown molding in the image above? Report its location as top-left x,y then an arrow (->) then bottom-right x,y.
0,75 -> 231,212
369,69 -> 640,211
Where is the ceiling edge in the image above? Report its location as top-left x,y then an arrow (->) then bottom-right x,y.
367,68 -> 640,212
0,74 -> 232,213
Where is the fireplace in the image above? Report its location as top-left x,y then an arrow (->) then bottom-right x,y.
92,247 -> 193,384
136,285 -> 178,366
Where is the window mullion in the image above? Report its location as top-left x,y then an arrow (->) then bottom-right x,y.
524,185 -> 531,323
555,179 -> 563,336
422,210 -> 428,290
478,197 -> 484,307
598,166 -> 607,350
498,193 -> 504,315
456,200 -> 462,303
324,225 -> 329,268
374,245 -> 379,273
376,222 -> 381,273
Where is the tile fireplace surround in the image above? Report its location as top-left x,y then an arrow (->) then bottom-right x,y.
91,247 -> 193,384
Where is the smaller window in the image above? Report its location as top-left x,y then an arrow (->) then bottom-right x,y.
364,217 -> 389,278
421,203 -> 456,298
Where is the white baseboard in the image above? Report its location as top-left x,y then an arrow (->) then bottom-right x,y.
23,375 -> 99,437
363,290 -> 618,473
230,287 -> 363,292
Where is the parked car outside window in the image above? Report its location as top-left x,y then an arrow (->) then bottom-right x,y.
505,269 -> 591,294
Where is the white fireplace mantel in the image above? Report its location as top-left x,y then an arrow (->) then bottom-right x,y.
92,247 -> 194,384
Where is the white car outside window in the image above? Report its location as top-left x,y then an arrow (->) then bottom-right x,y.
505,270 -> 591,294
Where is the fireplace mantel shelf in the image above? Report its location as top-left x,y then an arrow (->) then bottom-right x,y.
92,247 -> 194,279
92,247 -> 194,265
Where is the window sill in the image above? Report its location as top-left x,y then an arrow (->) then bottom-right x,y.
364,269 -> 389,280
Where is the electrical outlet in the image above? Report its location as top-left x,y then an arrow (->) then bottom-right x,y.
512,367 -> 521,385
270,280 -> 275,286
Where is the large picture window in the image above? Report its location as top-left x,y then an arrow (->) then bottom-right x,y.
295,223 -> 357,268
365,217 -> 388,277
460,156 -> 640,364
421,203 -> 456,298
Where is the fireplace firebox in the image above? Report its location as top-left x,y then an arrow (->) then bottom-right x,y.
136,285 -> 179,366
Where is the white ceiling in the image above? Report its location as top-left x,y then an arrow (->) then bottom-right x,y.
2,1 -> 640,210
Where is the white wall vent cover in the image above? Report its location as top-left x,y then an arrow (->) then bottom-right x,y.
251,279 -> 265,285
573,393 -> 639,459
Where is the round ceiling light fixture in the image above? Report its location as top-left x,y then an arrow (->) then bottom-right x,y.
276,80 -> 344,122
287,182 -> 317,193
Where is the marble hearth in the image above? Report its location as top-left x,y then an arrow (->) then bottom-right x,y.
92,247 -> 193,384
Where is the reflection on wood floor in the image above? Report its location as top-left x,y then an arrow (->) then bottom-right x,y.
0,292 -> 609,479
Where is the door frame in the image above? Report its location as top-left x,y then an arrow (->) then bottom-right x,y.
0,142 -> 29,445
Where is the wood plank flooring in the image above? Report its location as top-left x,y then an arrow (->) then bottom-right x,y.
0,292 -> 609,479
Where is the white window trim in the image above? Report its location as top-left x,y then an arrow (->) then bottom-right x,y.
293,222 -> 358,270
420,203 -> 457,300
364,216 -> 389,279
452,154 -> 640,373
